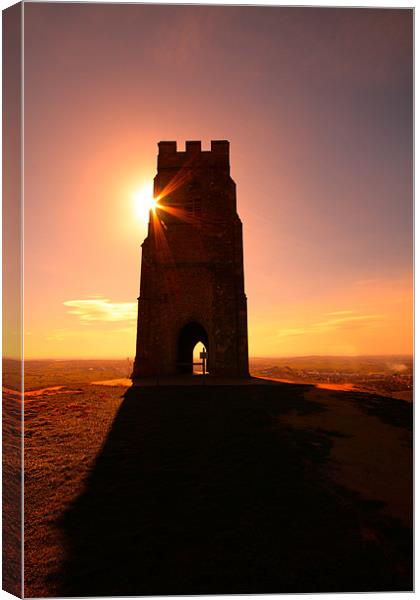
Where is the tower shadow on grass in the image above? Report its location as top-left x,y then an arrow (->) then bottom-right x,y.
56,382 -> 412,596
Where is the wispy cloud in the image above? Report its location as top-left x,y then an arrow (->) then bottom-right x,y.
278,311 -> 385,338
315,313 -> 385,328
63,297 -> 137,323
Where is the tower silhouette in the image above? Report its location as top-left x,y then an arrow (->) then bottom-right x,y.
132,140 -> 249,379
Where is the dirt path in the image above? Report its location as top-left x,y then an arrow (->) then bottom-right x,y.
282,387 -> 412,527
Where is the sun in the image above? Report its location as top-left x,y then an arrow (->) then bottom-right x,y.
133,183 -> 158,221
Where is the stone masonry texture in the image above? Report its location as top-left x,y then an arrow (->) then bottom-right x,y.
132,140 -> 249,378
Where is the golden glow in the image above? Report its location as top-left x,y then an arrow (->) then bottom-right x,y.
133,183 -> 158,221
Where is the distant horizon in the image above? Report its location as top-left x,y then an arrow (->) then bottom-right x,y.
5,353 -> 413,363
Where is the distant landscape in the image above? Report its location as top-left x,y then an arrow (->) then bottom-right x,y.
250,355 -> 413,401
3,355 -> 413,401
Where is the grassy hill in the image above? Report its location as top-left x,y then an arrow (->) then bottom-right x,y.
19,377 -> 413,595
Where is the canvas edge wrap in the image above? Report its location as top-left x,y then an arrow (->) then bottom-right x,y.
2,2 -> 24,597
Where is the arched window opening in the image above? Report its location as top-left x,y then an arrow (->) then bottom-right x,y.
193,342 -> 209,375
177,322 -> 209,375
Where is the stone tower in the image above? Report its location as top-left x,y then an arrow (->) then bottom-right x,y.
132,140 -> 249,379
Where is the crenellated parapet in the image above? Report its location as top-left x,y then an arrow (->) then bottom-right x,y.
157,140 -> 230,169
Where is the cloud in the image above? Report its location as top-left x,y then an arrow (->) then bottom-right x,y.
63,297 -> 137,323
278,311 -> 385,338
314,313 -> 385,329
277,327 -> 310,338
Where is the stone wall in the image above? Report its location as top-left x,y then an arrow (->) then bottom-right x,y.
132,140 -> 249,378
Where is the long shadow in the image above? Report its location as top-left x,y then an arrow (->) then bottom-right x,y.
56,383 -> 412,596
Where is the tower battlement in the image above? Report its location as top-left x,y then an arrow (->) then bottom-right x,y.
157,140 -> 230,169
133,140 -> 248,379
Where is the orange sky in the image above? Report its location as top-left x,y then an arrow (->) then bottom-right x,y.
18,4 -> 412,360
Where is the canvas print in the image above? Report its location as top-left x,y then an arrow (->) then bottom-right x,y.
3,2 -> 413,597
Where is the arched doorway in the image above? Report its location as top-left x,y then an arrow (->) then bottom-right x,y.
177,322 -> 209,375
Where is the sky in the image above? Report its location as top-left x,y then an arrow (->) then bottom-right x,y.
21,4 -> 413,359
